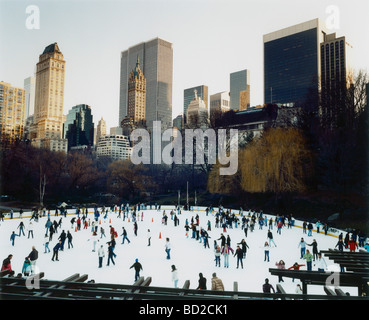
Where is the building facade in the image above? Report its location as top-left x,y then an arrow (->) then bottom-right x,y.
320,33 -> 353,127
64,104 -> 94,150
263,18 -> 327,107
119,37 -> 173,132
210,91 -> 230,114
24,76 -> 35,122
0,81 -> 26,144
31,43 -> 67,152
95,117 -> 107,145
183,85 -> 208,124
96,135 -> 132,161
186,89 -> 209,128
230,70 -> 250,111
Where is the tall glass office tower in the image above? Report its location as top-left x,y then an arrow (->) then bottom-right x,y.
119,37 -> 173,132
64,104 -> 94,149
263,18 -> 327,107
230,69 -> 250,111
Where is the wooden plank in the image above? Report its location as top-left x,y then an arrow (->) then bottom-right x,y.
233,281 -> 238,300
335,288 -> 349,296
276,284 -> 291,300
324,286 -> 336,296
179,280 -> 190,297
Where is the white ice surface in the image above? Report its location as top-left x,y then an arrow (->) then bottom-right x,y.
0,207 -> 359,296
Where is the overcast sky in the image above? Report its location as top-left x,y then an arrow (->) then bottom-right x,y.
1,0 -> 368,130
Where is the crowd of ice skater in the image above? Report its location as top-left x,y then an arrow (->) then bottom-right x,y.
1,203 -> 369,294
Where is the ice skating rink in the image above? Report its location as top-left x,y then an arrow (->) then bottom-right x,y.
0,206 -> 359,296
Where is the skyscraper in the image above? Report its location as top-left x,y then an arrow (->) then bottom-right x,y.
31,43 -> 67,152
0,81 -> 26,144
183,85 -> 208,124
96,117 -> 106,144
64,104 -> 94,150
320,33 -> 353,126
24,76 -> 35,121
119,37 -> 173,132
263,18 -> 327,106
230,70 -> 250,111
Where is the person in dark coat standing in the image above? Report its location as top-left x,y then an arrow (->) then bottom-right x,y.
107,242 -> 115,266
196,273 -> 207,290
52,241 -> 62,261
28,246 -> 38,274
234,245 -> 244,269
130,259 -> 143,282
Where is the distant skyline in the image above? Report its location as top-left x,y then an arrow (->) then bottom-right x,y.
1,0 -> 368,130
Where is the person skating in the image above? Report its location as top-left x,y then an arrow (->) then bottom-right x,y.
288,262 -> 305,282
267,230 -> 277,247
262,278 -> 275,294
28,246 -> 38,274
314,253 -> 327,272
171,265 -> 179,288
1,254 -> 14,276
121,227 -> 131,244
237,239 -> 249,259
98,244 -> 105,268
307,239 -> 319,261
303,249 -> 313,271
211,272 -> 224,291
214,245 -> 221,267
52,241 -> 62,261
234,245 -> 244,269
28,221 -> 34,239
17,221 -> 25,236
147,229 -> 151,246
43,235 -> 50,253
22,257 -> 31,277
275,260 -> 285,282
165,238 -> 171,260
10,231 -> 19,246
196,273 -> 207,290
298,238 -> 307,259
67,231 -> 73,249
58,230 -> 67,251
221,244 -> 234,268
107,242 -> 115,266
130,258 -> 143,281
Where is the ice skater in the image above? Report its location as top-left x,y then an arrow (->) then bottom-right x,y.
234,245 -> 244,269
10,231 -> 19,246
267,230 -> 277,247
98,244 -> 105,268
121,227 -> 131,244
165,238 -> 171,260
130,258 -> 143,281
171,265 -> 179,288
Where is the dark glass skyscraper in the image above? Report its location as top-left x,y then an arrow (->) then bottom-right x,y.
263,19 -> 327,107
64,104 -> 94,149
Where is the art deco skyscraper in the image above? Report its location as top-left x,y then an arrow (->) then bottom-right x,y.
183,85 -> 208,124
119,37 -> 173,132
31,43 -> 67,152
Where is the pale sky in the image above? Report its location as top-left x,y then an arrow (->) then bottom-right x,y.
1,0 -> 368,130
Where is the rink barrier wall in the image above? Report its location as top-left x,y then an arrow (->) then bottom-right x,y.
0,205 -> 346,239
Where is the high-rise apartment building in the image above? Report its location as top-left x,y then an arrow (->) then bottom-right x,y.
96,117 -> 107,144
31,43 -> 67,152
96,135 -> 132,161
119,37 -> 173,132
64,104 -> 94,150
0,81 -> 26,144
24,76 -> 35,121
263,18 -> 327,106
230,70 -> 250,111
183,85 -> 208,124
